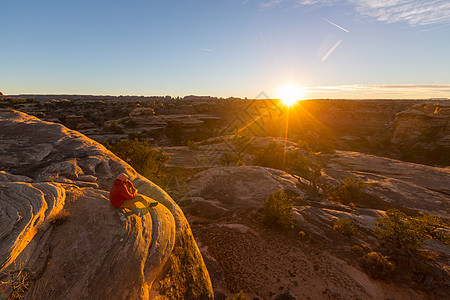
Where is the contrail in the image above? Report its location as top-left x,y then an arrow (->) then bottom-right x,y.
321,17 -> 350,33
322,40 -> 342,61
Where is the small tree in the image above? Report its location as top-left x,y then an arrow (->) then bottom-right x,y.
109,120 -> 124,134
373,209 -> 425,252
413,214 -> 450,245
333,217 -> 359,236
329,176 -> 366,206
253,141 -> 284,170
219,151 -> 244,166
110,139 -> 170,181
287,151 -> 326,201
361,251 -> 395,279
262,190 -> 293,229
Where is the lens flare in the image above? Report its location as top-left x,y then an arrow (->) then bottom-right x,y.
278,84 -> 305,106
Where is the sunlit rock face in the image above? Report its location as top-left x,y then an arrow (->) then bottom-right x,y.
0,109 -> 213,300
180,152 -> 449,299
390,102 -> 450,149
184,151 -> 450,226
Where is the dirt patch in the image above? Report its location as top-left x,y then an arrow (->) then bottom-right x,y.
191,212 -> 431,300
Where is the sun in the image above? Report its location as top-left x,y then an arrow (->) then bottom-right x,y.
278,84 -> 305,106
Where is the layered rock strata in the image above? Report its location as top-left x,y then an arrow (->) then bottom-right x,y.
0,109 -> 213,299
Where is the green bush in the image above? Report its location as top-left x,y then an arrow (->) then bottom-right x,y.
287,151 -> 325,201
329,176 -> 366,205
413,213 -> 450,244
297,133 -> 335,154
253,141 -> 285,170
371,210 -> 450,284
361,251 -> 395,279
262,190 -> 293,229
109,120 -> 124,134
110,139 -> 170,181
373,209 -> 425,252
219,151 -> 245,166
128,131 -> 143,141
333,217 -> 359,236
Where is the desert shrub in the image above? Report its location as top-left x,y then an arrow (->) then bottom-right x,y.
225,290 -> 248,300
262,190 -> 293,229
231,135 -> 253,154
351,245 -> 364,253
333,217 -> 359,236
371,210 -> 450,284
413,213 -> 450,244
1,267 -> 32,300
219,151 -> 245,166
295,140 -> 312,152
329,176 -> 366,205
361,251 -> 395,279
109,120 -> 124,134
253,141 -> 284,170
297,133 -> 336,154
128,131 -> 142,141
373,209 -> 425,252
110,139 -> 170,181
287,152 -> 326,201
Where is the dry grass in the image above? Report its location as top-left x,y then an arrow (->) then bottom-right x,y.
0,268 -> 31,300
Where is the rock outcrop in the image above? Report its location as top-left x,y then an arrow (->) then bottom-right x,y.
390,102 -> 450,148
0,109 -> 213,299
180,166 -> 306,218
178,154 -> 449,299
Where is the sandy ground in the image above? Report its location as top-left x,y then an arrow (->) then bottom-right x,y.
189,210 -> 436,300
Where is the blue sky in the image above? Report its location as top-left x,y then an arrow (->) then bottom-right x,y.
1,0 -> 449,99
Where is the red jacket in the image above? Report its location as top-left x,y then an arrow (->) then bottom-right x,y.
109,179 -> 137,208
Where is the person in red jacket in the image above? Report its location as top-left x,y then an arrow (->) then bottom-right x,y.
109,173 -> 158,209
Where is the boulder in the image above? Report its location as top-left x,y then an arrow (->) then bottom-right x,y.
0,109 -> 213,299
322,151 -> 450,218
186,166 -> 305,212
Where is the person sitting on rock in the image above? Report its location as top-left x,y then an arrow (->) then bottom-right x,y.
109,173 -> 158,211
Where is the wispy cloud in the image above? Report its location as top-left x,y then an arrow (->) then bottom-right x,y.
255,0 -> 450,26
305,84 -> 450,97
195,47 -> 213,52
306,84 -> 450,96
350,0 -> 450,26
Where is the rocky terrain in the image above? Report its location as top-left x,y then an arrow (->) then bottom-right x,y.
1,96 -> 450,299
162,137 -> 450,299
2,95 -> 449,166
0,110 -> 213,299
